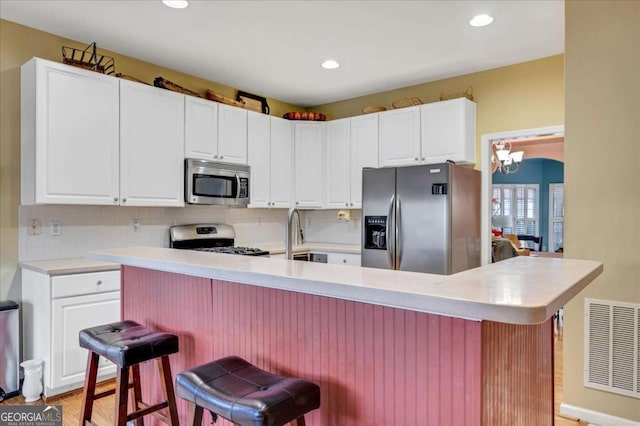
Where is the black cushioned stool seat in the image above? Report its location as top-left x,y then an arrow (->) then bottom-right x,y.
79,320 -> 179,426
176,356 -> 321,426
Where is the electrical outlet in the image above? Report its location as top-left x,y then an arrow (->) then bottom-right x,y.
132,220 -> 141,232
49,221 -> 61,236
28,219 -> 41,236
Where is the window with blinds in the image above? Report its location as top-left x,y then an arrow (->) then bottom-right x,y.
549,183 -> 564,252
492,184 -> 540,248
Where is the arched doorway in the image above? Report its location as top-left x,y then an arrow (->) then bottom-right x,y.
480,125 -> 564,264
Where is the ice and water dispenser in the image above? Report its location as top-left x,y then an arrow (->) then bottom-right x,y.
364,216 -> 387,250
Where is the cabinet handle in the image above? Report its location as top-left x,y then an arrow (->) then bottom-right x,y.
345,203 -> 349,207
421,157 -> 425,161
97,280 -> 102,285
350,203 -> 354,207
122,198 -> 127,203
220,155 -> 224,159
114,197 -> 118,203
213,155 -> 218,159
343,259 -> 347,263
295,201 -> 299,205
414,157 -> 419,161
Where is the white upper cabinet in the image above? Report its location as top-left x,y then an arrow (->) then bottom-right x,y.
21,58 -> 120,205
378,106 -> 421,167
247,111 -> 271,207
324,114 -> 378,209
349,114 -> 379,208
247,114 -> 293,208
269,117 -> 293,208
421,98 -> 476,164
119,80 -> 185,207
294,122 -> 323,208
324,118 -> 350,209
184,96 -> 218,161
217,104 -> 248,164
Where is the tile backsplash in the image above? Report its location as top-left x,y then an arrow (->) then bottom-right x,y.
18,205 -> 361,261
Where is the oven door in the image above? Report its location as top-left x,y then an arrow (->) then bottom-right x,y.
185,159 -> 250,206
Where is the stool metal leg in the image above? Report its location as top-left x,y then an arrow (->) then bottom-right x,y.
115,366 -> 130,426
80,351 -> 99,426
157,356 -> 179,426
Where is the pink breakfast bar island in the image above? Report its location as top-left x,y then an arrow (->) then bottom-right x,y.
91,246 -> 602,426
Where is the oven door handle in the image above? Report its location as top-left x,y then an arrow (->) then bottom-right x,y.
235,173 -> 241,203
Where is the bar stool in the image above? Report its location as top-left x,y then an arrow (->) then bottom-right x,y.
176,356 -> 320,426
79,320 -> 179,426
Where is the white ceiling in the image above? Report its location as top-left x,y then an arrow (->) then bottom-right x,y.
0,0 -> 564,107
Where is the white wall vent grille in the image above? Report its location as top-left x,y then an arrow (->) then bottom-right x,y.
584,298 -> 639,399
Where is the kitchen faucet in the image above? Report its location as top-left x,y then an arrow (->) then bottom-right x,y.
286,208 -> 303,259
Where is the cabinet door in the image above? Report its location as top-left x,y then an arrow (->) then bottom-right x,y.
324,119 -> 350,209
421,98 -> 477,164
51,291 -> 120,391
29,59 -> 119,205
294,122 -> 323,208
218,104 -> 247,164
350,114 -> 379,208
269,117 -> 293,208
120,80 -> 185,207
378,106 -> 421,167
185,97 -> 218,161
247,111 -> 271,207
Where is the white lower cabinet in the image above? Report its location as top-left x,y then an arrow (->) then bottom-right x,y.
22,269 -> 121,397
326,253 -> 361,266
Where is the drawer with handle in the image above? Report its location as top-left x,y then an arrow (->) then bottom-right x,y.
51,271 -> 120,299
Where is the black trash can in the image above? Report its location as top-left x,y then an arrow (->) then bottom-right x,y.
0,300 -> 20,401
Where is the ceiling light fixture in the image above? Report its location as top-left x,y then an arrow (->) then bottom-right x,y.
162,0 -> 189,9
469,14 -> 494,27
321,60 -> 340,70
492,140 -> 524,174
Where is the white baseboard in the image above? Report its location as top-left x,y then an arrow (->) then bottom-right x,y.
560,403 -> 640,426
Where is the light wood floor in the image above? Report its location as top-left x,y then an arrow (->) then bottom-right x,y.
3,330 -> 587,425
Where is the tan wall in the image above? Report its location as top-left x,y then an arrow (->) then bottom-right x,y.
564,1 -> 640,422
0,19 -> 303,301
311,55 -> 565,166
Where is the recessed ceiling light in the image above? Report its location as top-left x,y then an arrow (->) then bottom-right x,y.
162,0 -> 189,9
321,60 -> 340,70
469,14 -> 494,27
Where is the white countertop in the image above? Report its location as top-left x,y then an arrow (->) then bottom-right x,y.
90,246 -> 602,325
20,257 -> 120,275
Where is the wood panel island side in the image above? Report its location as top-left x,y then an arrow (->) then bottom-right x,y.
91,247 -> 602,426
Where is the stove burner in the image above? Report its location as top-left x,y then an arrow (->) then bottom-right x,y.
193,247 -> 269,256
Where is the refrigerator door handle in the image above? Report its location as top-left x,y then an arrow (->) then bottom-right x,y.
387,195 -> 395,270
396,196 -> 402,269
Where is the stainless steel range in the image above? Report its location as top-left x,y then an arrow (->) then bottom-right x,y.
169,224 -> 269,256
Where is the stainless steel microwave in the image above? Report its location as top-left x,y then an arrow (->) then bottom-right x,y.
185,159 -> 250,206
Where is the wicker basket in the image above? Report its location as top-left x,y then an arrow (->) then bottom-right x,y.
115,73 -> 148,85
154,77 -> 202,98
205,90 -> 245,108
391,97 -> 423,109
440,87 -> 474,102
62,42 -> 114,75
362,106 -> 387,114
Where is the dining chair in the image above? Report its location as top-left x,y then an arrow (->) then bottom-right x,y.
516,234 -> 543,251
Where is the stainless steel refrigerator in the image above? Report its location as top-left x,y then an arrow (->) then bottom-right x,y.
361,162 -> 480,275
